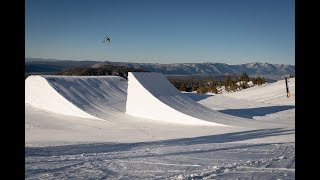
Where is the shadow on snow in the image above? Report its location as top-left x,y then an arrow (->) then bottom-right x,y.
220,105 -> 295,119
183,93 -> 214,101
183,93 -> 294,119
26,128 -> 294,157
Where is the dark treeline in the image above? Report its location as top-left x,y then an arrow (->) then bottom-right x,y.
169,73 -> 268,94
26,66 -> 270,94
55,65 -> 147,79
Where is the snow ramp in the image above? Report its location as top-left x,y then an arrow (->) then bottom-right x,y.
126,72 -> 259,127
25,75 -> 127,120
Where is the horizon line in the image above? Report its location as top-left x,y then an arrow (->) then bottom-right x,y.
25,57 -> 295,66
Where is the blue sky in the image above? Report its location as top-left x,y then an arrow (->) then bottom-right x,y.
25,0 -> 294,65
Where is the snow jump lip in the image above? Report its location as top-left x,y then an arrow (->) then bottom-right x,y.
25,75 -> 128,121
125,72 -> 260,127
25,75 -> 100,120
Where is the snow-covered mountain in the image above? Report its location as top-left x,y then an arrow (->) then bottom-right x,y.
25,58 -> 295,78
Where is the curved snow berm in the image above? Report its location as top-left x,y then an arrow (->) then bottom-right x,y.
25,75 -> 127,120
126,72 -> 257,127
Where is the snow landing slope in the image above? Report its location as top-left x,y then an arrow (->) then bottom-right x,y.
126,72 -> 268,127
25,75 -> 128,120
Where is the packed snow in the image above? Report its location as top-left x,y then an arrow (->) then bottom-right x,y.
223,78 -> 295,106
126,72 -> 274,127
25,73 -> 294,179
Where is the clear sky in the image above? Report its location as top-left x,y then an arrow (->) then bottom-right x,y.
26,0 -> 294,65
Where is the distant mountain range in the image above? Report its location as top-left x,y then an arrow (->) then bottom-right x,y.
25,58 -> 295,80
56,65 -> 146,79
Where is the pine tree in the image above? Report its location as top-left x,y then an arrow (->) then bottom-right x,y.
240,73 -> 249,82
208,80 -> 218,94
179,83 -> 187,91
233,74 -> 239,83
191,83 -> 199,92
224,75 -> 232,92
233,74 -> 240,91
252,76 -> 265,86
196,85 -> 208,94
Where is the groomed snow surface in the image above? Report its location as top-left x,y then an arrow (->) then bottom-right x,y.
25,73 -> 295,179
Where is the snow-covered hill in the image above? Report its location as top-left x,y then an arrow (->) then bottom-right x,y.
25,74 -> 294,179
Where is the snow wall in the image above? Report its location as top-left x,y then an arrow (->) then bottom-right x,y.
125,72 -> 256,126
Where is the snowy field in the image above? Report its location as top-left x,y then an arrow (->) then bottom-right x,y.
25,73 -> 295,179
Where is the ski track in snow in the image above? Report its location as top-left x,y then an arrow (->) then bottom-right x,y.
25,75 -> 295,179
25,142 -> 295,179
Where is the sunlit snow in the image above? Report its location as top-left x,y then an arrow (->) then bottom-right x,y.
25,73 -> 294,179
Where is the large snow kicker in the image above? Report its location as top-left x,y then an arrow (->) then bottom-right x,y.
26,73 -> 268,127
126,72 -> 257,126
25,75 -> 128,120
